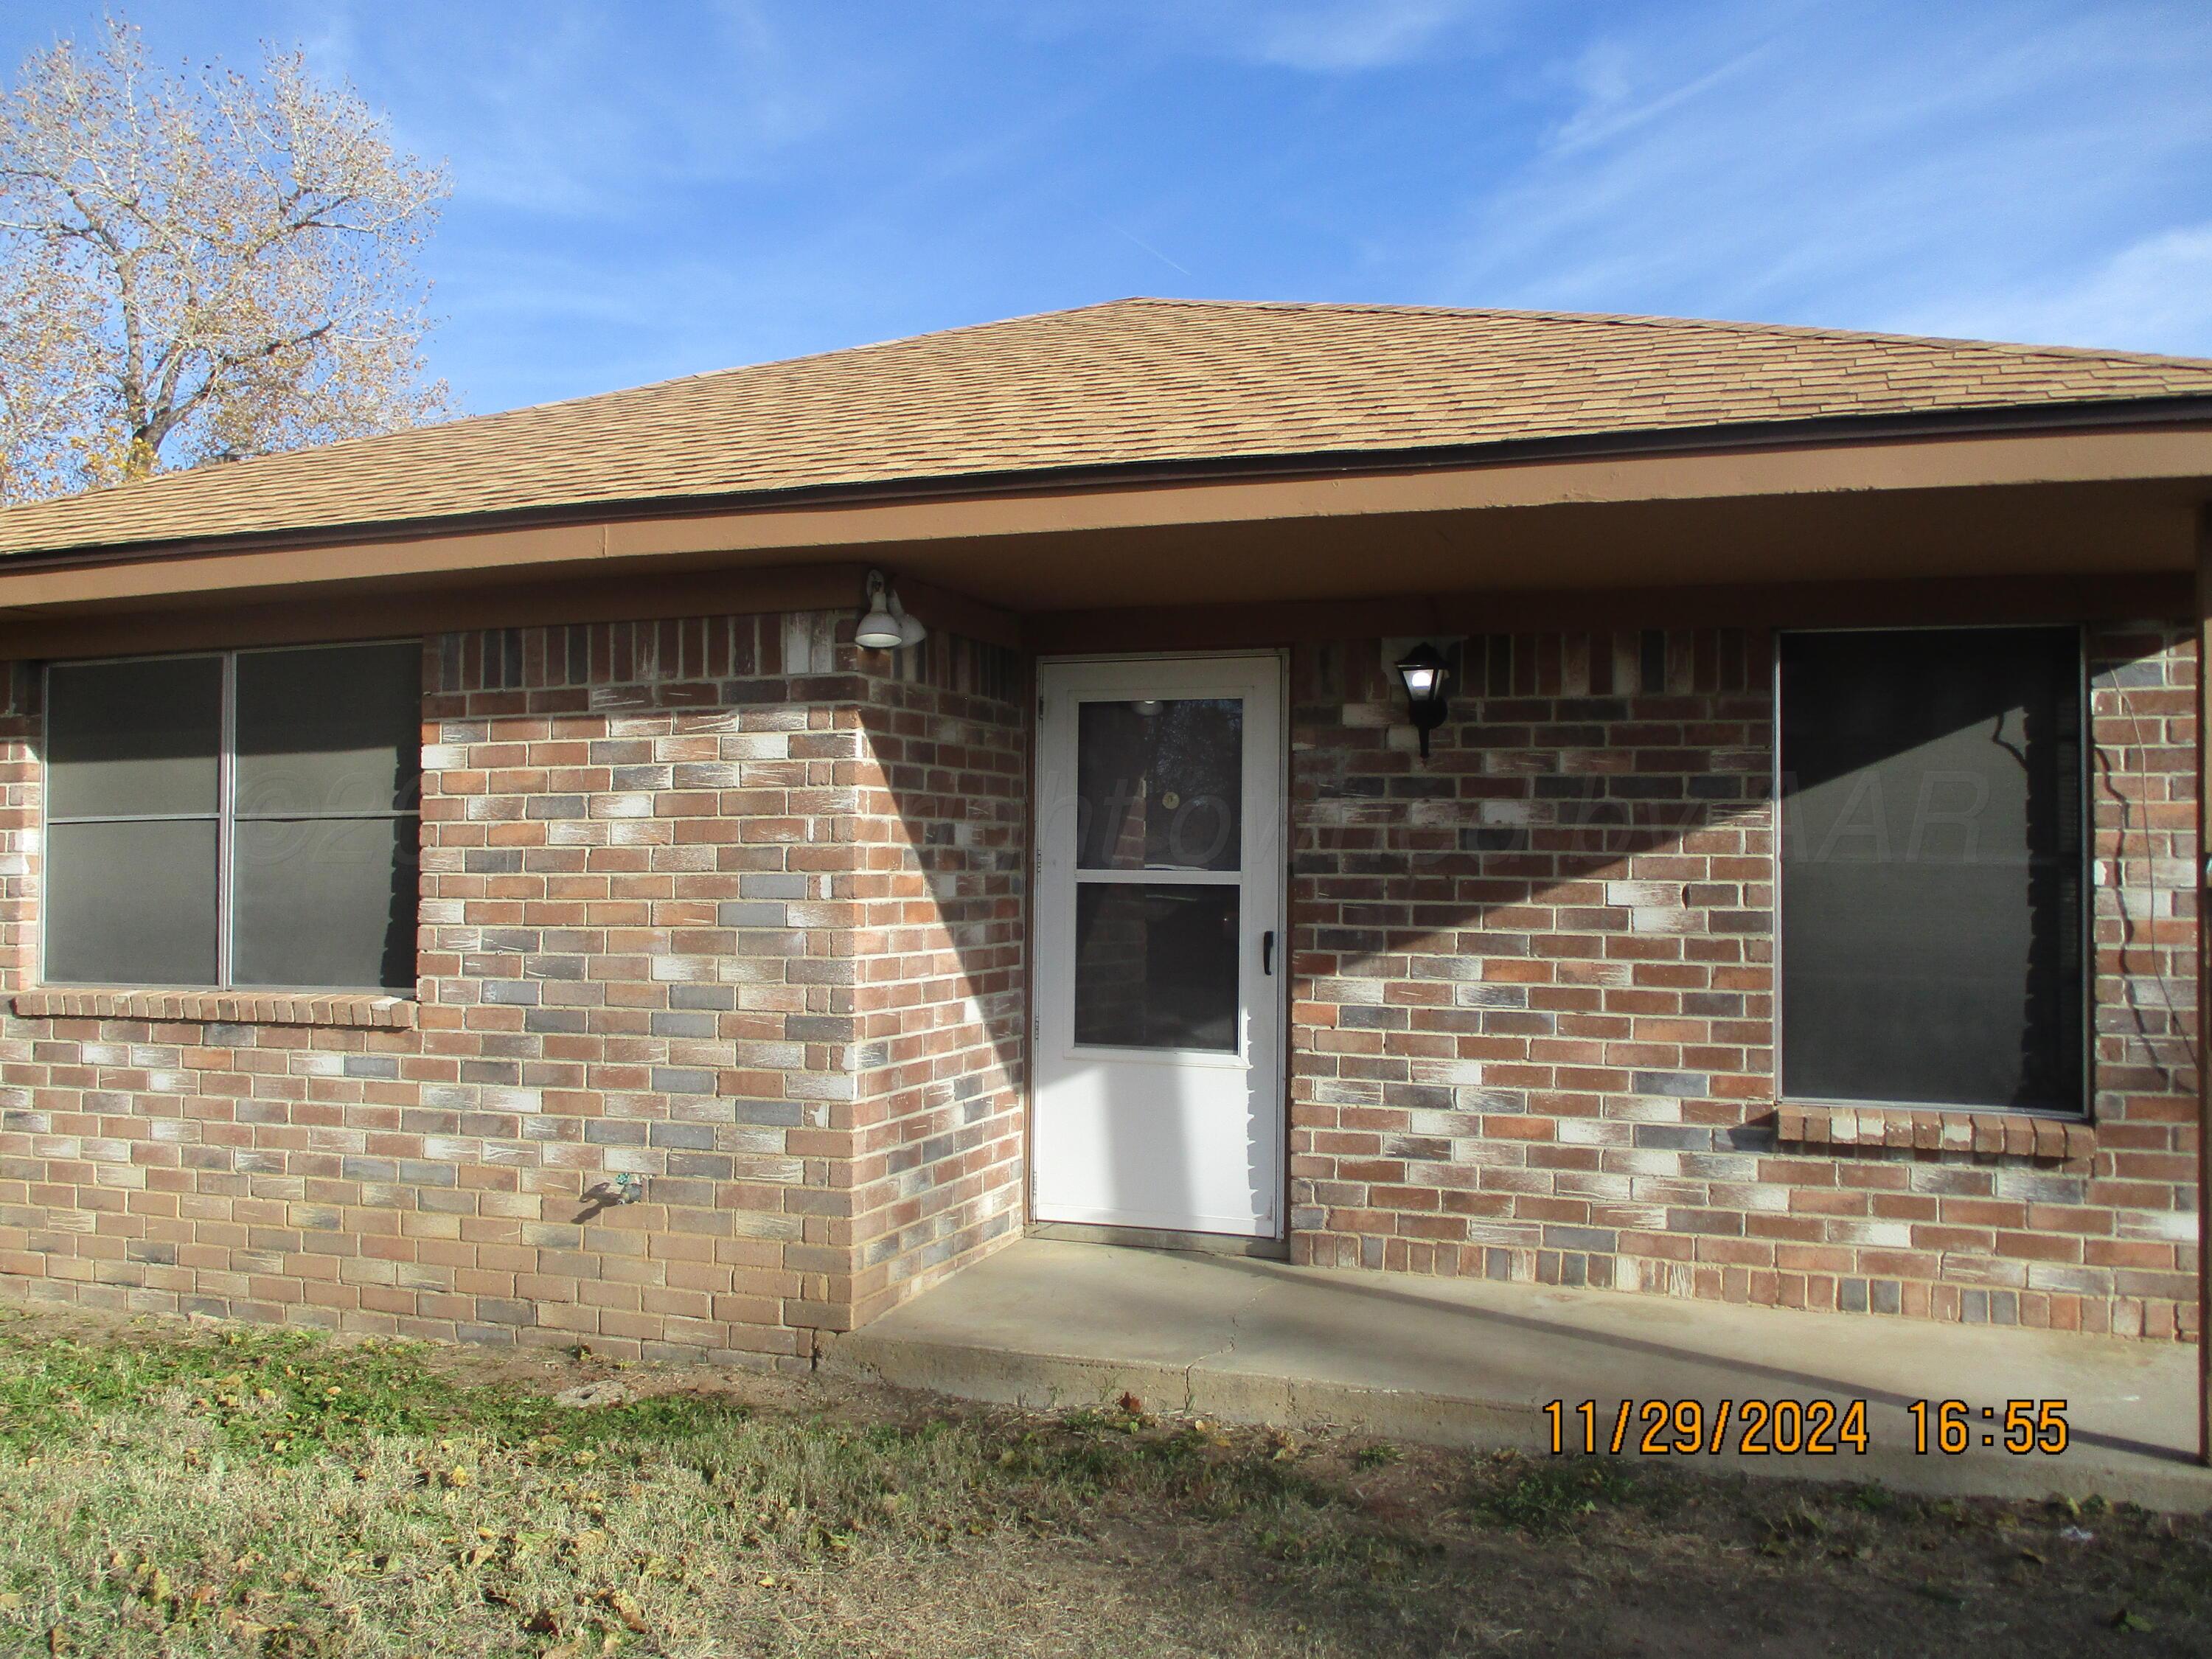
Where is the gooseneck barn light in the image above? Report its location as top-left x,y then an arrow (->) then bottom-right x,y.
856,570 -> 928,651
1394,641 -> 1451,759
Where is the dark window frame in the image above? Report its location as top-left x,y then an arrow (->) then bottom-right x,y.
41,640 -> 423,995
1773,622 -> 2092,1120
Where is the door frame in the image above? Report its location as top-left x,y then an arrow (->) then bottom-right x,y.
1023,650 -> 1293,1250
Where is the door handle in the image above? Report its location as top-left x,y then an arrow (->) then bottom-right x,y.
1262,930 -> 1276,976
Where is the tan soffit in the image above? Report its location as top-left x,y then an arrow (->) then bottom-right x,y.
7,297 -> 2212,561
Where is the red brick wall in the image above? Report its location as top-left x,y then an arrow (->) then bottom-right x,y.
1289,622 -> 2199,1340
0,601 -> 2194,1352
844,641 -> 1028,1327
0,611 -> 1026,1365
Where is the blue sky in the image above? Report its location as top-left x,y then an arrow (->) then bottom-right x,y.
8,1 -> 2211,416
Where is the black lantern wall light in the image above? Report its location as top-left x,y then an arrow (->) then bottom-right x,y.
1393,641 -> 1453,759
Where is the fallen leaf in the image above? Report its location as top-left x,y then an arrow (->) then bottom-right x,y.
595,1589 -> 650,1634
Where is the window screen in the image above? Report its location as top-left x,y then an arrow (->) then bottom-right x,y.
44,658 -> 223,985
1778,627 -> 2082,1113
44,642 -> 422,991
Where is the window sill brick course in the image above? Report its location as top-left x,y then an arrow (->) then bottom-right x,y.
1775,1102 -> 2093,1162
10,987 -> 417,1030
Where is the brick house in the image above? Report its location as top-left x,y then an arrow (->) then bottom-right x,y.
0,298 -> 2205,1368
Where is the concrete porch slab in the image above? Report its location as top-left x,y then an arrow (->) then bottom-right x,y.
826,1238 -> 2212,1511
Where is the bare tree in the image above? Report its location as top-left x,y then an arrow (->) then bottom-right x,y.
0,16 -> 453,502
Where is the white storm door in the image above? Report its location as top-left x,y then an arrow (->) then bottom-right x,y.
1032,655 -> 1285,1238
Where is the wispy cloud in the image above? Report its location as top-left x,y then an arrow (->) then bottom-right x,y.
1549,34 -> 1773,156
1434,1 -> 2212,349
308,1 -> 857,217
1243,0 -> 1492,72
1893,223 -> 2212,355
1012,0 -> 1505,74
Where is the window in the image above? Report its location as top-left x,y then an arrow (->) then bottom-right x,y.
1778,627 -> 2083,1114
44,642 -> 422,992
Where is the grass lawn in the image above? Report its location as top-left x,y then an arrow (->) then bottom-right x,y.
0,1300 -> 2205,1657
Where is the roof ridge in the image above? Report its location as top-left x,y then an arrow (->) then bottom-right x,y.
1107,296 -> 2212,372
398,299 -> 1152,424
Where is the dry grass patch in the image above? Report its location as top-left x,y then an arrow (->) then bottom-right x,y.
0,1302 -> 2205,1657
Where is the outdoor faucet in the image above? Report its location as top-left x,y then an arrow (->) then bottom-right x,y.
588,1173 -> 644,1206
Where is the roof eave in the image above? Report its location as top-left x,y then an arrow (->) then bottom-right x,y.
6,391 -> 2212,574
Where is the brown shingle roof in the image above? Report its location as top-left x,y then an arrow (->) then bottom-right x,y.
8,297 -> 2212,558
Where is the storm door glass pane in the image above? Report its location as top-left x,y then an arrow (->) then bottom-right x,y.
46,657 -> 220,818
235,643 -> 422,815
1780,627 -> 2081,1112
232,817 -> 417,990
1074,883 -> 1239,1051
1077,698 -> 1242,871
44,819 -> 218,985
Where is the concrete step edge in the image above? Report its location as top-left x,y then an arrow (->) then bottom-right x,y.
825,1332 -> 2212,1511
